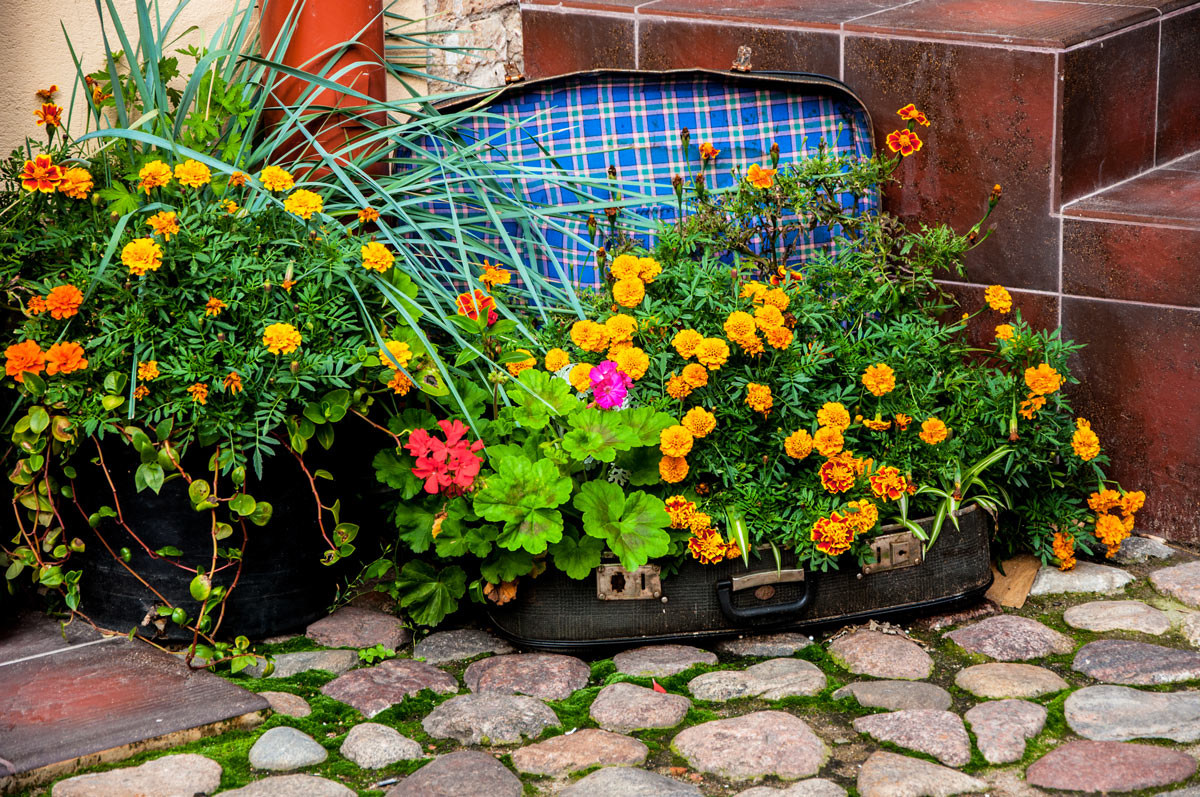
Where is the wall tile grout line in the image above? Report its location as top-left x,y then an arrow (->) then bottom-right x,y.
1059,145 -> 1200,209
938,279 -> 1200,313
1153,18 -> 1162,165
1054,213 -> 1200,232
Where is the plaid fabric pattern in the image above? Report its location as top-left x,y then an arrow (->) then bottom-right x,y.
417,72 -> 875,291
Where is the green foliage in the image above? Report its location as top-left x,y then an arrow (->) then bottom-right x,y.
474,456 -> 572,554
574,481 -> 671,571
395,560 -> 467,627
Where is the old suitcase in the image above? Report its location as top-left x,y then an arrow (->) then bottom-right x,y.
422,69 -> 992,651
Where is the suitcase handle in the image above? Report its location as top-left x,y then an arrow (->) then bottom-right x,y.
715,571 -> 812,623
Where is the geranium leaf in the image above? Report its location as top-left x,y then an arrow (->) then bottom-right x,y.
480,548 -> 535,583
435,521 -> 497,559
574,481 -> 671,571
562,407 -> 641,463
473,456 -> 571,554
618,407 -> 678,446
507,369 -> 581,431
549,535 -> 605,579
393,503 -> 438,553
395,561 -> 466,626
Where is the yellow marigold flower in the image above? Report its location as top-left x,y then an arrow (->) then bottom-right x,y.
134,385 -> 150,400
1053,531 -> 1076,570
665,495 -> 697,529
1120,490 -> 1146,516
862,363 -> 896,396
667,374 -> 692,399
785,429 -> 813,459
1072,417 -> 1100,461
754,305 -> 785,330
259,165 -> 295,192
745,383 -> 773,415
694,338 -> 730,370
1025,363 -> 1063,396
569,363 -> 593,393
894,413 -> 912,430
506,349 -> 536,377
57,167 -> 93,199
739,334 -> 764,357
137,361 -> 159,381
681,363 -> 709,388
361,240 -> 395,273
173,159 -> 211,188
44,284 -> 83,319
984,284 -> 1012,313
204,297 -> 227,317
723,311 -> 756,341
764,326 -> 793,350
605,314 -> 638,345
659,455 -> 689,484
545,348 -> 570,372
284,188 -> 324,220
138,160 -> 172,193
817,402 -> 851,431
263,322 -> 301,355
229,171 -> 247,187
1095,513 -> 1128,557
222,199 -> 239,214
380,340 -> 413,370
358,207 -> 380,223
481,261 -> 511,290
608,340 -> 633,358
862,415 -> 892,431
660,425 -> 694,457
868,465 -> 908,501
811,512 -> 853,556
820,458 -> 856,494
613,277 -> 645,308
672,329 -> 703,359
570,320 -> 610,353
1088,489 -> 1122,514
995,324 -> 1015,342
34,102 -> 63,128
762,288 -> 790,311
741,281 -> 767,301
919,417 -> 949,445
223,371 -> 243,394
688,527 -> 727,564
614,346 -> 649,380
187,383 -> 209,405
146,211 -> 180,241
845,499 -> 879,535
682,407 -> 716,438
609,253 -> 642,281
746,163 -> 777,189
121,237 -> 163,276
638,257 -> 662,283
388,371 -> 413,396
813,425 -> 844,458
689,512 -> 713,535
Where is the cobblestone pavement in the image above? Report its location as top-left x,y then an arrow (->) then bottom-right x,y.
40,540 -> 1200,796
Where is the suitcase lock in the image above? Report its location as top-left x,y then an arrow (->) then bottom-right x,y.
596,564 -> 662,600
862,531 -> 923,575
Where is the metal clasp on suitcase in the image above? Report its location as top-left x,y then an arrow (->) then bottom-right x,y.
862,531 -> 923,575
596,564 -> 663,600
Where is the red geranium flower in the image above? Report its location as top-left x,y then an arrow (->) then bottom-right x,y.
406,420 -> 485,496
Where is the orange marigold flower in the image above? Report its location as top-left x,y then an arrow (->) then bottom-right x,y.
862,363 -> 896,396
545,348 -> 570,372
688,527 -> 728,565
764,326 -> 793,350
754,304 -> 785,331
481,261 -> 511,290
134,385 -> 150,400
659,455 -> 689,484
746,163 -> 777,189
1025,363 -> 1063,396
358,206 -> 380,224
361,240 -> 394,273
745,383 -> 773,415
569,363 -> 593,393
187,383 -> 209,405
229,171 -> 247,187
819,458 -> 856,494
1019,392 -> 1046,419
380,340 -> 413,370
27,296 -> 46,316
694,338 -> 730,370
34,103 -> 63,129
761,288 -> 790,311
1072,417 -> 1100,461
281,278 -> 296,292
660,425 -> 695,457
284,189 -> 324,220
672,328 -> 704,359
146,211 -> 180,241
681,363 -> 708,389
995,324 -> 1015,342
738,333 -> 765,357
571,320 -> 610,352
724,311 -> 756,341
1053,531 -> 1076,571
862,415 -> 892,432
137,361 -> 159,381
506,349 -> 536,377
138,160 -> 172,193
811,512 -> 854,556
817,402 -> 851,431
262,322 -> 301,355
869,465 -> 909,502
785,429 -> 813,459
174,159 -> 211,188
665,495 -> 697,529
44,284 -> 83,319
223,371 -> 243,394
34,85 -> 58,102
612,277 -> 645,308
886,129 -> 923,157
204,297 -> 227,317
637,257 -> 662,283
682,407 -> 716,438
1120,490 -> 1146,516
813,425 -> 844,458
604,314 -> 637,346
20,154 -> 63,193
57,167 -> 93,199
919,417 -> 949,445
699,142 -> 720,160
1088,489 -> 1122,513
388,370 -> 413,396
609,254 -> 641,281
121,237 -> 163,276
1095,512 -> 1128,557
666,374 -> 692,399
689,512 -> 713,535
259,165 -> 294,192
614,346 -> 649,380
5,340 -> 46,383
222,199 -> 239,215
44,342 -> 88,376
896,103 -> 930,126
984,284 -> 1012,313
741,281 -> 768,301
894,412 -> 912,430
845,499 -> 879,535
457,289 -> 496,322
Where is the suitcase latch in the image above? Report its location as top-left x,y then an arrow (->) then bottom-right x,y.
731,46 -> 753,72
862,531 -> 923,575
597,564 -> 662,600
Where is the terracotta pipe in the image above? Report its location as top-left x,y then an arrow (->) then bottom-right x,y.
259,0 -> 388,175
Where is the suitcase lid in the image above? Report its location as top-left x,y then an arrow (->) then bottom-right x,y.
416,68 -> 879,294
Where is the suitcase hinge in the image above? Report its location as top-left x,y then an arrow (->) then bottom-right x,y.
862,531 -> 923,575
504,63 -> 525,84
731,46 -> 753,73
597,564 -> 662,600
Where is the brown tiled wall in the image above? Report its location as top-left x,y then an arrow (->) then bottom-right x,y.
520,0 -> 1200,539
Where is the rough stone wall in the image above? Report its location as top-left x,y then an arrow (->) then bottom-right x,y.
424,0 -> 522,89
